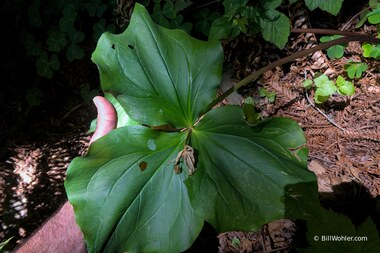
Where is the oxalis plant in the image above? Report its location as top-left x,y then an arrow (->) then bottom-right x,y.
64,4 -> 379,253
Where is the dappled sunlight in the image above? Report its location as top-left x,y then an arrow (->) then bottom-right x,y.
0,132 -> 89,250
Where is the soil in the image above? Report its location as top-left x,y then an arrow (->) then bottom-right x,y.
1,1 -> 379,252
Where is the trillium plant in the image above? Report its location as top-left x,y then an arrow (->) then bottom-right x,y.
65,4 -> 318,253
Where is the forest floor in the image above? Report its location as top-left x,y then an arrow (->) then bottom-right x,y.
0,3 -> 379,253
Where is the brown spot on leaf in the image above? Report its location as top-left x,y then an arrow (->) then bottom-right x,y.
139,161 -> 147,171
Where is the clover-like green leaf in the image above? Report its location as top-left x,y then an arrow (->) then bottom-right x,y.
186,106 -> 316,232
303,79 -> 313,89
362,43 -> 380,59
320,35 -> 346,59
47,31 -> 67,52
36,52 -> 60,78
59,4 -> 77,32
313,74 -> 336,103
336,76 -> 355,96
65,126 -> 203,253
66,44 -> 84,61
343,61 -> 368,79
25,34 -> 42,57
367,6 -> 380,24
92,4 -> 223,128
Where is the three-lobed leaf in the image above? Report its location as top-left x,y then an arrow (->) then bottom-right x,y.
92,4 -> 223,128
343,61 -> 368,79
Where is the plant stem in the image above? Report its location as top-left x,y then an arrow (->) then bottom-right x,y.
206,34 -> 380,112
290,28 -> 370,37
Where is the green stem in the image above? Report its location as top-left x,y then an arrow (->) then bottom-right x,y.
206,34 -> 380,112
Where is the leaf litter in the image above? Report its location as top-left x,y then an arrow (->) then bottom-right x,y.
218,4 -> 380,253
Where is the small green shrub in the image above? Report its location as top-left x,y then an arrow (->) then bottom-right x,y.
344,61 -> 368,79
259,87 -> 276,103
362,42 -> 380,59
303,74 -> 355,103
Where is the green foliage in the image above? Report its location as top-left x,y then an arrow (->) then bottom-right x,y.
137,0 -> 349,49
0,237 -> 13,252
313,74 -> 337,103
65,4 -> 317,252
303,74 -> 355,103
367,5 -> 380,24
362,43 -> 380,59
35,52 -> 60,79
303,79 -> 313,89
259,87 -> 276,103
356,0 -> 380,28
231,237 -> 241,247
344,61 -> 368,79
336,75 -> 355,95
139,0 -> 193,32
209,0 -> 291,49
320,35 -> 346,59
194,8 -> 221,36
24,0 -> 118,78
304,0 -> 345,15
206,0 -> 348,47
242,97 -> 261,125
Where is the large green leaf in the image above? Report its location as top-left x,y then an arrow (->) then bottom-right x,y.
92,3 -> 223,128
186,106 -> 317,232
65,126 -> 203,253
66,4 -> 319,253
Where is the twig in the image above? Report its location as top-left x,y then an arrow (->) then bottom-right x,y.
304,91 -> 346,132
205,35 -> 380,112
